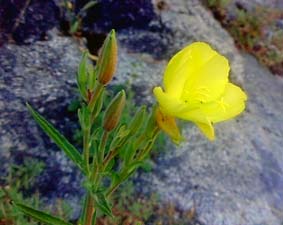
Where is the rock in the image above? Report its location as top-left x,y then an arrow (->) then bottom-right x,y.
112,0 -> 283,224
0,29 -> 83,217
77,0 -> 156,33
0,0 -> 60,45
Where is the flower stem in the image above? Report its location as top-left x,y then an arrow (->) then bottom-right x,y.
83,194 -> 95,225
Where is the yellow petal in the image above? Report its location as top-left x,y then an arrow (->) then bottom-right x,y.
201,83 -> 247,123
181,52 -> 229,104
154,86 -> 209,125
163,42 -> 226,99
195,119 -> 215,140
155,108 -> 182,144
153,86 -> 188,116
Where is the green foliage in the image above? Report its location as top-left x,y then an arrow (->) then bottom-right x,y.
0,159 -> 72,225
27,103 -> 85,174
19,30 -> 162,225
5,158 -> 45,190
61,0 -> 97,34
13,202 -> 72,225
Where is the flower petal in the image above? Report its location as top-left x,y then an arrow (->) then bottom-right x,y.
163,42 -> 218,98
156,108 -> 182,144
201,83 -> 247,123
153,86 -> 188,116
181,46 -> 230,104
195,119 -> 215,140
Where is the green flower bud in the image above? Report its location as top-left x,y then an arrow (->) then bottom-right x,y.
103,90 -> 126,132
97,29 -> 118,85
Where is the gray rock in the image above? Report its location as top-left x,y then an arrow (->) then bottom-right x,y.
0,29 -> 83,217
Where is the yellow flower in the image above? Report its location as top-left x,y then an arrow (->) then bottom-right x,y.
154,42 -> 247,141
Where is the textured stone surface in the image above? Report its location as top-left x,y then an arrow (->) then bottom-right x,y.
0,30 -> 82,216
0,0 -> 60,45
77,0 -> 156,33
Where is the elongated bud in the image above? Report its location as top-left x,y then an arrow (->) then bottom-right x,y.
129,105 -> 146,134
97,29 -> 117,85
103,90 -> 126,132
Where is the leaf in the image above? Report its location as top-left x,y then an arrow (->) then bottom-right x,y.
77,51 -> 88,99
126,161 -> 144,174
128,105 -> 146,135
70,20 -> 80,34
110,124 -> 130,150
81,1 -> 97,12
91,210 -> 97,225
26,103 -> 85,173
13,202 -> 72,225
87,62 -> 96,90
92,192 -> 113,217
122,141 -> 136,166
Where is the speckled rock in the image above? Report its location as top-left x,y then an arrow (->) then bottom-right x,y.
0,0 -> 60,45
0,29 -> 82,216
77,0 -> 156,33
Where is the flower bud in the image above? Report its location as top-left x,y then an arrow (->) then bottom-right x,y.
103,90 -> 126,132
97,29 -> 118,85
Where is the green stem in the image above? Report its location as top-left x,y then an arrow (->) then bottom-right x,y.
83,194 -> 94,225
83,130 -> 109,225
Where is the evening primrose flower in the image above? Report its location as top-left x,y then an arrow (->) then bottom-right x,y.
153,42 -> 247,142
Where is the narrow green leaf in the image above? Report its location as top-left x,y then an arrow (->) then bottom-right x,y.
77,51 -> 88,99
122,141 -> 136,166
81,1 -> 97,12
87,63 -> 96,91
70,20 -> 80,34
92,88 -> 104,120
144,106 -> 158,139
91,192 -> 112,217
13,202 -> 72,225
128,105 -> 146,135
91,210 -> 97,225
110,125 -> 130,150
26,103 -> 85,173
126,161 -> 144,174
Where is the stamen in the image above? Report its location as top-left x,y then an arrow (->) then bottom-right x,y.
217,97 -> 229,112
